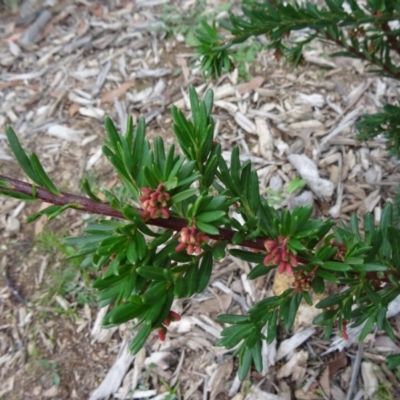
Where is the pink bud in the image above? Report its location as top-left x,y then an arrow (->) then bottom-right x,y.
157,183 -> 164,192
289,253 -> 298,267
195,244 -> 201,254
163,317 -> 171,327
157,327 -> 166,341
187,244 -> 194,255
264,239 -> 277,252
160,208 -> 169,219
189,234 -> 197,244
263,254 -> 273,265
271,247 -> 280,257
278,262 -> 292,275
199,235 -> 210,243
150,207 -> 158,219
281,248 -> 288,261
175,242 -> 187,252
272,253 -> 281,265
157,192 -> 164,202
169,311 -> 181,321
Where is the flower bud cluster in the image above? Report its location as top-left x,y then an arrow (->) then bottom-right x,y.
139,183 -> 170,219
331,240 -> 346,261
292,269 -> 315,292
175,226 -> 209,255
156,311 -> 182,342
263,236 -> 298,275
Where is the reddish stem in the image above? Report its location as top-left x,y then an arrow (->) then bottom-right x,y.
0,174 -> 266,251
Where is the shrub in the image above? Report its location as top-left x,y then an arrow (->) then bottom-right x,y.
1,0 -> 400,379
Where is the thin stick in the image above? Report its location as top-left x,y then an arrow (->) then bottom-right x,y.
346,343 -> 364,400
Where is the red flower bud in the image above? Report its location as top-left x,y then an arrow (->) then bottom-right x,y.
169,311 -> 181,321
157,327 -> 166,341
160,208 -> 169,219
175,242 -> 187,252
187,244 -> 195,255
264,239 -> 277,252
289,253 -> 298,267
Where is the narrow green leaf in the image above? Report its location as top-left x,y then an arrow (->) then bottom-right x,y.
104,117 -> 122,150
0,177 -> 12,188
185,262 -> 199,297
142,281 -> 168,304
387,354 -> 400,370
212,240 -> 227,260
351,263 -> 389,272
248,264 -> 274,280
238,347 -> 252,380
316,293 -> 345,309
81,179 -> 102,202
322,261 -> 351,271
197,210 -> 226,223
0,189 -> 36,200
359,316 -> 375,342
216,314 -> 249,324
129,322 -> 152,355
229,249 -> 265,264
171,188 -> 196,203
136,265 -> 168,281
198,251 -> 213,292
6,126 -> 37,182
196,220 -> 219,235
316,269 -> 340,283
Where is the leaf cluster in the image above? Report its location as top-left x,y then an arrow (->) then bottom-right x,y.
2,85 -> 400,378
193,0 -> 400,156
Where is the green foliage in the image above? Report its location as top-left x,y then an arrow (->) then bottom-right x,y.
193,0 -> 400,156
2,84 -> 400,379
35,228 -> 96,306
357,104 -> 400,158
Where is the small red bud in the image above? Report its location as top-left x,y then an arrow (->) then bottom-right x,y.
160,208 -> 169,219
175,242 -> 187,252
157,327 -> 166,341
187,244 -> 195,255
169,311 -> 181,321
264,239 -> 277,252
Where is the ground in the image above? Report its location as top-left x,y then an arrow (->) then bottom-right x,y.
0,1 -> 400,399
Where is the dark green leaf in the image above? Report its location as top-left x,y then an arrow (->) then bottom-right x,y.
196,220 -> 219,235
351,263 -> 389,272
322,261 -> 351,271
212,240 -> 227,260
0,189 -> 36,201
198,251 -> 213,292
171,188 -> 196,203
316,293 -> 345,309
387,354 -> 400,370
359,316 -> 375,342
229,249 -> 265,264
6,126 -> 37,182
238,346 -> 252,380
197,210 -> 226,222
142,281 -> 168,304
216,314 -> 249,324
247,264 -> 274,280
316,269 -> 340,283
129,322 -> 152,355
